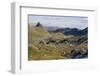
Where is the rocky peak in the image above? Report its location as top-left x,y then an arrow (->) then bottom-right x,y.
35,22 -> 44,28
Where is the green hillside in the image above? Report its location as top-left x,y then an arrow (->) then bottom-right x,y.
28,24 -> 88,60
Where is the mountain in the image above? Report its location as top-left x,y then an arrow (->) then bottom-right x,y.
81,27 -> 88,35
28,23 -> 51,44
54,27 -> 88,36
28,23 -> 88,60
29,22 -> 87,36
35,22 -> 44,28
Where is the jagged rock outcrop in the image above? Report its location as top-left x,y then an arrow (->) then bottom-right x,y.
70,48 -> 88,59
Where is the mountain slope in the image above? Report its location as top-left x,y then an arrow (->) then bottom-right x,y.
54,27 -> 88,36
28,23 -> 51,44
28,23 -> 88,60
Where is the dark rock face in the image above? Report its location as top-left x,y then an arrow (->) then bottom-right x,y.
35,22 -> 44,28
70,48 -> 88,59
54,27 -> 88,36
77,36 -> 88,44
59,48 -> 88,59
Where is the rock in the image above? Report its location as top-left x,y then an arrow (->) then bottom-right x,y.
70,48 -> 88,59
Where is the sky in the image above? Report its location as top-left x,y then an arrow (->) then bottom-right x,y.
28,15 -> 88,30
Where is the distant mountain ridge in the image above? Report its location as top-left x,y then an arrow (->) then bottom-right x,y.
30,22 -> 88,36
54,27 -> 88,36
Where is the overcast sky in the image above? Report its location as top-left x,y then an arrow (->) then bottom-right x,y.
28,15 -> 88,30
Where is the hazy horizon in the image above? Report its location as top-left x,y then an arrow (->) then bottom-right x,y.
28,15 -> 88,30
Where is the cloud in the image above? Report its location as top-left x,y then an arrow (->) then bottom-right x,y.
28,15 -> 88,29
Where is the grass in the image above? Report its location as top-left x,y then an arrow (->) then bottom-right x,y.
28,25 -> 88,60
28,45 -> 65,60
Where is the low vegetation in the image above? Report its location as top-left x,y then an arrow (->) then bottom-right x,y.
28,23 -> 88,60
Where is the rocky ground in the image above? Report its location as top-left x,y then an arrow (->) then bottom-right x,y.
28,23 -> 88,60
